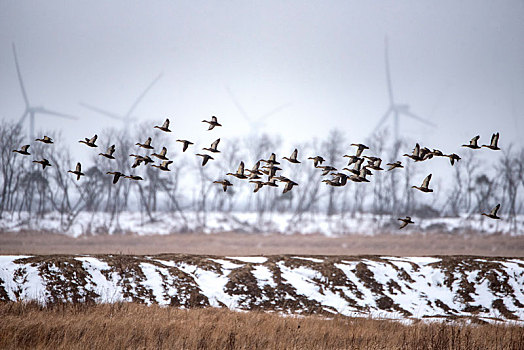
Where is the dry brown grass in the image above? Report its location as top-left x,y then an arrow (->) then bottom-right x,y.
0,302 -> 522,350
1,230 -> 523,256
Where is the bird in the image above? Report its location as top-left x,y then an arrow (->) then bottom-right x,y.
35,136 -> 53,144
365,157 -> 383,171
283,149 -> 300,163
196,153 -> 214,166
344,157 -> 365,175
386,161 -> 403,171
33,158 -> 51,169
202,116 -> 222,130
308,156 -> 325,168
176,139 -> 194,152
283,180 -> 299,193
130,154 -> 154,168
331,173 -> 349,186
482,132 -> 500,151
431,149 -> 444,157
444,153 -> 461,166
322,178 -> 342,186
79,134 -> 98,148
68,162 -> 85,180
403,143 -> 422,161
152,160 -> 173,171
462,135 -> 481,149
136,137 -> 154,150
203,139 -> 220,153
398,216 -> 414,229
412,174 -> 433,193
343,155 -> 360,166
245,161 -> 263,178
263,178 -> 279,187
227,161 -> 248,179
152,147 -> 169,160
154,118 -> 171,132
261,153 -> 280,165
249,180 -> 264,193
125,175 -> 143,181
482,203 -> 501,220
106,171 -> 125,184
99,145 -> 116,159
351,143 -> 369,157
13,145 -> 30,155
318,165 -> 337,176
261,165 -> 282,179
213,179 -> 233,192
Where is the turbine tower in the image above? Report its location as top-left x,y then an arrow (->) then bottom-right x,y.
80,73 -> 163,130
13,43 -> 77,140
226,86 -> 290,135
372,38 -> 436,149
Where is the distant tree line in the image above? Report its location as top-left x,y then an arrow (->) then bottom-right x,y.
1,121 -> 523,232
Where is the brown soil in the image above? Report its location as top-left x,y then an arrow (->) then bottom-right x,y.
1,230 -> 523,256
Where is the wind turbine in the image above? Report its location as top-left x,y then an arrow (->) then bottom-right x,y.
372,38 -> 436,148
12,43 -> 77,140
226,86 -> 291,134
80,72 -> 163,129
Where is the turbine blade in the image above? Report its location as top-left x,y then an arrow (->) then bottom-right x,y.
12,43 -> 30,107
225,86 -> 252,123
401,110 -> 437,127
372,107 -> 393,135
37,107 -> 78,120
384,37 -> 394,105
79,102 -> 123,120
256,102 -> 292,122
125,72 -> 163,118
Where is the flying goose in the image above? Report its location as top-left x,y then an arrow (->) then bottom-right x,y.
444,153 -> 461,166
154,118 -> 171,132
152,147 -> 169,160
13,145 -> 30,155
213,179 -> 233,192
245,161 -> 263,176
125,175 -> 143,181
249,180 -> 264,193
331,173 -> 349,186
196,153 -> 214,166
386,161 -> 403,171
263,178 -> 279,187
261,153 -> 280,165
482,203 -> 501,220
33,158 -> 51,169
261,164 -> 282,179
35,135 -> 53,144
462,135 -> 481,149
283,149 -> 300,163
176,139 -> 194,152
403,143 -> 422,161
136,137 -> 154,150
318,165 -> 337,176
343,155 -> 360,166
482,132 -> 500,150
79,134 -> 98,148
431,149 -> 444,157
398,216 -> 414,229
202,116 -> 222,130
308,156 -> 325,168
412,174 -> 433,193
151,160 -> 173,171
283,180 -> 299,193
68,162 -> 85,180
106,171 -> 125,184
203,138 -> 220,153
344,157 -> 365,175
130,154 -> 154,168
351,143 -> 369,157
99,145 -> 116,159
227,161 -> 248,179
322,178 -> 342,186
365,158 -> 383,171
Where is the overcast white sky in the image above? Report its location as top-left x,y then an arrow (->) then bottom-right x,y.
1,1 -> 523,158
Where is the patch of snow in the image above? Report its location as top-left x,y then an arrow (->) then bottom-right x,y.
292,257 -> 324,263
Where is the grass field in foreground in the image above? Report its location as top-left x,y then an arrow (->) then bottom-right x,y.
0,302 -> 523,350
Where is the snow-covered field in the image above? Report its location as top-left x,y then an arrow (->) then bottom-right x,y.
1,254 -> 523,323
1,211 -> 523,237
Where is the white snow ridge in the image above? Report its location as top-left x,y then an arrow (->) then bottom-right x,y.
0,255 -> 523,323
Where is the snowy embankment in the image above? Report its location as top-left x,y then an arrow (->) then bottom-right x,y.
1,211 -> 523,237
1,255 -> 523,323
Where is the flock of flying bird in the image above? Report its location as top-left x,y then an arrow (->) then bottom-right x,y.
13,117 -> 503,229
